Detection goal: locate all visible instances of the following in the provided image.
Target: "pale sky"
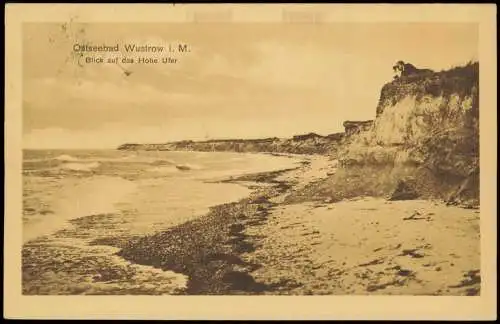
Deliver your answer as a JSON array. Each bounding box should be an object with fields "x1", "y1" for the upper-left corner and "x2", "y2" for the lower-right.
[{"x1": 23, "y1": 22, "x2": 478, "y2": 149}]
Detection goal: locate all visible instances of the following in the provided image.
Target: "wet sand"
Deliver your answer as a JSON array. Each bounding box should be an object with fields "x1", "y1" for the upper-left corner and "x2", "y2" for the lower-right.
[{"x1": 117, "y1": 154, "x2": 480, "y2": 295}]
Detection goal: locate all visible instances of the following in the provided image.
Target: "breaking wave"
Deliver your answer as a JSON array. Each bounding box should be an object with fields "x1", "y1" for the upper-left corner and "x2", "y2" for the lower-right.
[
  {"x1": 60, "y1": 162, "x2": 101, "y2": 172},
  {"x1": 54, "y1": 154, "x2": 80, "y2": 162}
]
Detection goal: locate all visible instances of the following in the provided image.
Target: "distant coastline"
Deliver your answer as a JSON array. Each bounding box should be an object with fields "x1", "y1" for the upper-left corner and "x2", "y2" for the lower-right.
[{"x1": 117, "y1": 121, "x2": 373, "y2": 155}]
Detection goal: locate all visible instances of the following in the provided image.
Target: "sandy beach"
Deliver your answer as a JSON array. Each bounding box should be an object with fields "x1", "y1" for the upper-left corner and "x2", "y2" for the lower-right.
[{"x1": 117, "y1": 154, "x2": 480, "y2": 295}]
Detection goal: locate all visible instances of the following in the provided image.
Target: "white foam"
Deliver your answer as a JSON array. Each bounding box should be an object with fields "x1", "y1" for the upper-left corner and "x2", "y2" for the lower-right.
[
  {"x1": 60, "y1": 162, "x2": 100, "y2": 172},
  {"x1": 23, "y1": 176, "x2": 137, "y2": 243},
  {"x1": 54, "y1": 154, "x2": 80, "y2": 162}
]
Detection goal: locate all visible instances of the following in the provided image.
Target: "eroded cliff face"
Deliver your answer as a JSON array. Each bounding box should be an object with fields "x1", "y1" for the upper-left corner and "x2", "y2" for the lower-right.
[{"x1": 339, "y1": 62, "x2": 479, "y2": 206}]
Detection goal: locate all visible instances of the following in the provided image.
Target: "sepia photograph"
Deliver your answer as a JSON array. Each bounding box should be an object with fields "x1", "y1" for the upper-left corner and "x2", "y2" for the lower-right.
[{"x1": 5, "y1": 3, "x2": 497, "y2": 320}]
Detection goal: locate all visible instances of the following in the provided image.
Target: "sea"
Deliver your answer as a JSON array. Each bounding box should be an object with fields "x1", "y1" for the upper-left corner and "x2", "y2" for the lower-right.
[{"x1": 22, "y1": 149, "x2": 301, "y2": 295}]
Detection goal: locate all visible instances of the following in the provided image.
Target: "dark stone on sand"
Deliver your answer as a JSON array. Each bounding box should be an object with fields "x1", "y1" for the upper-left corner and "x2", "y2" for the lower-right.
[
  {"x1": 359, "y1": 258, "x2": 385, "y2": 267},
  {"x1": 366, "y1": 279, "x2": 402, "y2": 292},
  {"x1": 233, "y1": 241, "x2": 256, "y2": 254},
  {"x1": 389, "y1": 177, "x2": 420, "y2": 201},
  {"x1": 229, "y1": 223, "x2": 245, "y2": 235},
  {"x1": 400, "y1": 249, "x2": 425, "y2": 258},
  {"x1": 396, "y1": 269, "x2": 413, "y2": 277},
  {"x1": 252, "y1": 196, "x2": 270, "y2": 204},
  {"x1": 448, "y1": 270, "x2": 481, "y2": 288}
]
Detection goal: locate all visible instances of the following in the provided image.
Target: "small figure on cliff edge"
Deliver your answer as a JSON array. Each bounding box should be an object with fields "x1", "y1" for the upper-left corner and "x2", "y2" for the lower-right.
[{"x1": 393, "y1": 60, "x2": 434, "y2": 80}]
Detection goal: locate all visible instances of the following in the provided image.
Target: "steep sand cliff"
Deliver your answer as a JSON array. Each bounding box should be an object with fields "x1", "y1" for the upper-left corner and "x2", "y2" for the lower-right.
[{"x1": 291, "y1": 62, "x2": 479, "y2": 208}]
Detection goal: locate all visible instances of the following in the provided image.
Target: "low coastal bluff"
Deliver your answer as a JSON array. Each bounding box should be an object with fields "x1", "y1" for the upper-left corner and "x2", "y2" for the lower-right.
[
  {"x1": 118, "y1": 132, "x2": 348, "y2": 155},
  {"x1": 335, "y1": 62, "x2": 479, "y2": 207}
]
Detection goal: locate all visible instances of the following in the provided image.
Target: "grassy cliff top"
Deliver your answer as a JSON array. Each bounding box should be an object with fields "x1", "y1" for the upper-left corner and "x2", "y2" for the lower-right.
[{"x1": 377, "y1": 62, "x2": 479, "y2": 116}]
